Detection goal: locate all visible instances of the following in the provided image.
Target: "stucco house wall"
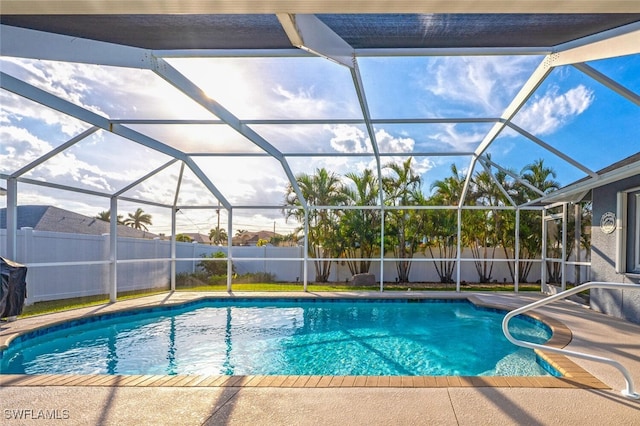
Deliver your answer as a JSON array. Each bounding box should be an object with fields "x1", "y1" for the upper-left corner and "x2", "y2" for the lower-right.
[{"x1": 590, "y1": 174, "x2": 640, "y2": 324}]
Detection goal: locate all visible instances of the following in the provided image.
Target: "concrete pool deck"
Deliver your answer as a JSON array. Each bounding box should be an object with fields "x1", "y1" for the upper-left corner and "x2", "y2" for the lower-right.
[{"x1": 1, "y1": 291, "x2": 639, "y2": 425}]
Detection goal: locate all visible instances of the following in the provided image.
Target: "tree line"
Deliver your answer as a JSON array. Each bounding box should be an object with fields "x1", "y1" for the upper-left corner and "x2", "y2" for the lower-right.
[
  {"x1": 93, "y1": 157, "x2": 590, "y2": 285},
  {"x1": 284, "y1": 157, "x2": 591, "y2": 284}
]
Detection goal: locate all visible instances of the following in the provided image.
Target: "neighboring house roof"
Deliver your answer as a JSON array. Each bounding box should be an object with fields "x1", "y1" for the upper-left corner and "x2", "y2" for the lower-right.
[
  {"x1": 181, "y1": 233, "x2": 212, "y2": 244},
  {"x1": 0, "y1": 205, "x2": 157, "y2": 239},
  {"x1": 232, "y1": 230, "x2": 279, "y2": 246}
]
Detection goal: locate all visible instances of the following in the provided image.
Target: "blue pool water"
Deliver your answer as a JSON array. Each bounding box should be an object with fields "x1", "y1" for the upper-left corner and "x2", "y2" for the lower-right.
[{"x1": 0, "y1": 299, "x2": 554, "y2": 376}]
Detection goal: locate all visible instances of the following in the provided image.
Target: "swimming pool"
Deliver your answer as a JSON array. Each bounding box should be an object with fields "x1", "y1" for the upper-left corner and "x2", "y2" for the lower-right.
[{"x1": 0, "y1": 298, "x2": 555, "y2": 377}]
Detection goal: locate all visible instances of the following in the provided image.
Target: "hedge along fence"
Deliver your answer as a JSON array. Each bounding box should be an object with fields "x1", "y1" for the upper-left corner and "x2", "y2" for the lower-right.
[{"x1": 1, "y1": 229, "x2": 588, "y2": 303}]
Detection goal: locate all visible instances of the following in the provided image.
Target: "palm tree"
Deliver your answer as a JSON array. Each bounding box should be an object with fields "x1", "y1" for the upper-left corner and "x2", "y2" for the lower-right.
[
  {"x1": 464, "y1": 166, "x2": 508, "y2": 283},
  {"x1": 485, "y1": 168, "x2": 520, "y2": 283},
  {"x1": 520, "y1": 158, "x2": 560, "y2": 197},
  {"x1": 96, "y1": 211, "x2": 110, "y2": 221},
  {"x1": 284, "y1": 231, "x2": 301, "y2": 247},
  {"x1": 422, "y1": 201, "x2": 458, "y2": 284},
  {"x1": 382, "y1": 158, "x2": 422, "y2": 283},
  {"x1": 269, "y1": 234, "x2": 286, "y2": 247},
  {"x1": 175, "y1": 234, "x2": 193, "y2": 242},
  {"x1": 95, "y1": 210, "x2": 124, "y2": 224},
  {"x1": 341, "y1": 168, "x2": 381, "y2": 275},
  {"x1": 284, "y1": 168, "x2": 347, "y2": 282},
  {"x1": 519, "y1": 159, "x2": 560, "y2": 282},
  {"x1": 209, "y1": 226, "x2": 228, "y2": 245},
  {"x1": 234, "y1": 229, "x2": 250, "y2": 245},
  {"x1": 430, "y1": 163, "x2": 465, "y2": 205},
  {"x1": 123, "y1": 208, "x2": 152, "y2": 231},
  {"x1": 426, "y1": 164, "x2": 466, "y2": 283}
]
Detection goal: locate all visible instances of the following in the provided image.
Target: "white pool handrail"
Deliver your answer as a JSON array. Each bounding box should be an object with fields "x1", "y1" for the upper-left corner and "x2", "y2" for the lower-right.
[{"x1": 502, "y1": 281, "x2": 640, "y2": 399}]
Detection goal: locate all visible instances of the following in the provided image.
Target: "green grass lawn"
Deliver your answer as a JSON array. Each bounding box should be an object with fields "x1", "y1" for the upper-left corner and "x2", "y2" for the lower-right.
[
  {"x1": 18, "y1": 289, "x2": 167, "y2": 318},
  {"x1": 17, "y1": 282, "x2": 542, "y2": 318}
]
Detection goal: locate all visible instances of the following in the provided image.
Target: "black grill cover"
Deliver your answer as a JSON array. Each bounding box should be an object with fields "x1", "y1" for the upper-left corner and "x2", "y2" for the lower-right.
[{"x1": 0, "y1": 257, "x2": 27, "y2": 318}]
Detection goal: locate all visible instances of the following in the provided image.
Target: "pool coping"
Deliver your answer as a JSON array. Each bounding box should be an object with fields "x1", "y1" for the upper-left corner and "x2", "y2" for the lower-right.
[{"x1": 0, "y1": 292, "x2": 609, "y2": 390}]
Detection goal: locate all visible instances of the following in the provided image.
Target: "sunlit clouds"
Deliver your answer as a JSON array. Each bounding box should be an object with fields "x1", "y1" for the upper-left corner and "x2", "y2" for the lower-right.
[
  {"x1": 0, "y1": 124, "x2": 113, "y2": 191},
  {"x1": 168, "y1": 57, "x2": 359, "y2": 120},
  {"x1": 272, "y1": 85, "x2": 332, "y2": 118},
  {"x1": 328, "y1": 124, "x2": 369, "y2": 153},
  {"x1": 428, "y1": 123, "x2": 487, "y2": 151},
  {"x1": 514, "y1": 85, "x2": 595, "y2": 136},
  {"x1": 1, "y1": 125, "x2": 51, "y2": 167},
  {"x1": 0, "y1": 87, "x2": 89, "y2": 137}
]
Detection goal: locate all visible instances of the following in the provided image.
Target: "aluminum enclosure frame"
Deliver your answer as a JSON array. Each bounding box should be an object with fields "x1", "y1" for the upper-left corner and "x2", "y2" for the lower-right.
[{"x1": 1, "y1": 6, "x2": 639, "y2": 297}]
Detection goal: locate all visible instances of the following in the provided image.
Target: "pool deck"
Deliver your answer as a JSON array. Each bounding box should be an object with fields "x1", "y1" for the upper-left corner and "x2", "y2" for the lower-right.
[{"x1": 1, "y1": 291, "x2": 639, "y2": 425}]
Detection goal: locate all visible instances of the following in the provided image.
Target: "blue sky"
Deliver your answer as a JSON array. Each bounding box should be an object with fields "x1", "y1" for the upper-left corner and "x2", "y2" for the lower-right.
[{"x1": 1, "y1": 52, "x2": 639, "y2": 236}]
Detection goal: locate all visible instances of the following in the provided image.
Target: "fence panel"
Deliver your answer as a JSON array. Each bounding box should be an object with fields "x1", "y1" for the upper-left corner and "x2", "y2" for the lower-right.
[{"x1": 0, "y1": 229, "x2": 575, "y2": 303}]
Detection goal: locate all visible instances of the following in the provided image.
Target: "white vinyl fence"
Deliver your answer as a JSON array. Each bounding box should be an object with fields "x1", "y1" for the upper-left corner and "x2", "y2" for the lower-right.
[{"x1": 1, "y1": 228, "x2": 587, "y2": 304}]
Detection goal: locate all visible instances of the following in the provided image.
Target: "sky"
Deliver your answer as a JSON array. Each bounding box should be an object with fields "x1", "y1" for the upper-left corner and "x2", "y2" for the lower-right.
[{"x1": 1, "y1": 48, "x2": 639, "y2": 237}]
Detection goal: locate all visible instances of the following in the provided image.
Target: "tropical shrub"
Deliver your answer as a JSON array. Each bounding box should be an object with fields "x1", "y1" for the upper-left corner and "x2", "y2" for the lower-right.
[{"x1": 198, "y1": 251, "x2": 235, "y2": 276}]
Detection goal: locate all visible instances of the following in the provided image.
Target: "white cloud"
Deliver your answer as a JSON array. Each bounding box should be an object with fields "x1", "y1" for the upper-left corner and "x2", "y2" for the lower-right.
[
  {"x1": 0, "y1": 89, "x2": 89, "y2": 137},
  {"x1": 420, "y1": 56, "x2": 539, "y2": 115},
  {"x1": 0, "y1": 125, "x2": 122, "y2": 193},
  {"x1": 2, "y1": 57, "x2": 214, "y2": 128},
  {"x1": 328, "y1": 124, "x2": 369, "y2": 153},
  {"x1": 272, "y1": 85, "x2": 331, "y2": 118},
  {"x1": 322, "y1": 125, "x2": 434, "y2": 177},
  {"x1": 429, "y1": 123, "x2": 485, "y2": 151},
  {"x1": 326, "y1": 125, "x2": 416, "y2": 155},
  {"x1": 0, "y1": 125, "x2": 52, "y2": 168},
  {"x1": 2, "y1": 59, "x2": 109, "y2": 130},
  {"x1": 376, "y1": 129, "x2": 415, "y2": 153},
  {"x1": 513, "y1": 85, "x2": 594, "y2": 135},
  {"x1": 76, "y1": 174, "x2": 113, "y2": 191}
]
